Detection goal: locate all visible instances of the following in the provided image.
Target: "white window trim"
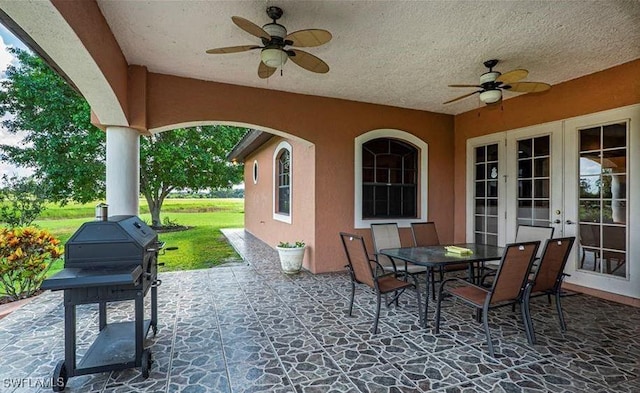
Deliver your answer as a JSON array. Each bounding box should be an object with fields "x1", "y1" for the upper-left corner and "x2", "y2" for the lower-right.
[
  {"x1": 354, "y1": 129, "x2": 428, "y2": 229},
  {"x1": 273, "y1": 141, "x2": 292, "y2": 224},
  {"x1": 252, "y1": 160, "x2": 258, "y2": 184}
]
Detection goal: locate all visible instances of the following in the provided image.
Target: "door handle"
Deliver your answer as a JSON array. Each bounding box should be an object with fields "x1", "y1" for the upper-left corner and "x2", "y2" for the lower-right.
[
  {"x1": 566, "y1": 220, "x2": 575, "y2": 225},
  {"x1": 553, "y1": 219, "x2": 561, "y2": 224}
]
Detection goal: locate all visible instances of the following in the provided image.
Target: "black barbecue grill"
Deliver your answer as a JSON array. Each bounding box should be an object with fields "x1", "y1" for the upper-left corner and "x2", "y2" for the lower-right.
[{"x1": 42, "y1": 215, "x2": 165, "y2": 392}]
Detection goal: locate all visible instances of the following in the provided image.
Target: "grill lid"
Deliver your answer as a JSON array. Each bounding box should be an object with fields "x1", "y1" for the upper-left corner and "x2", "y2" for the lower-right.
[
  {"x1": 65, "y1": 215, "x2": 158, "y2": 267},
  {"x1": 69, "y1": 215, "x2": 156, "y2": 246}
]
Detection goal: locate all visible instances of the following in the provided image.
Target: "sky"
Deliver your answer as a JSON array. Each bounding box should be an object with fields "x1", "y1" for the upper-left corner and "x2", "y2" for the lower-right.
[{"x1": 0, "y1": 23, "x2": 30, "y2": 179}]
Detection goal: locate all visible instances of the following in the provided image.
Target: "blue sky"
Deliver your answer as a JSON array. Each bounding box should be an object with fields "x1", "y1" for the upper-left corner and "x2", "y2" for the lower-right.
[{"x1": 0, "y1": 22, "x2": 30, "y2": 178}]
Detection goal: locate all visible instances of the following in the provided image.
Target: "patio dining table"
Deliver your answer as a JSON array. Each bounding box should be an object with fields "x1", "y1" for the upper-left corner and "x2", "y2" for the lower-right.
[{"x1": 380, "y1": 243, "x2": 504, "y2": 327}]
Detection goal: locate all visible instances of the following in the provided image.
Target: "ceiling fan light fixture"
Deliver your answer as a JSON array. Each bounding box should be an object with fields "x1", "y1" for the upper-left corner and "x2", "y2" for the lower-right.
[
  {"x1": 479, "y1": 89, "x2": 502, "y2": 104},
  {"x1": 263, "y1": 23, "x2": 287, "y2": 38},
  {"x1": 480, "y1": 71, "x2": 501, "y2": 84},
  {"x1": 260, "y1": 48, "x2": 288, "y2": 68}
]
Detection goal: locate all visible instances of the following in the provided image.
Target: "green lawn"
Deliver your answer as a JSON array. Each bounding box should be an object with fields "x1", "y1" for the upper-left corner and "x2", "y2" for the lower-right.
[{"x1": 35, "y1": 198, "x2": 245, "y2": 275}]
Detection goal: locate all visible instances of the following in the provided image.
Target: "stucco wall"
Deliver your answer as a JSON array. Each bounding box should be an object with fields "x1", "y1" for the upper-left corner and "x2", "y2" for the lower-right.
[
  {"x1": 452, "y1": 59, "x2": 640, "y2": 242},
  {"x1": 145, "y1": 74, "x2": 455, "y2": 272},
  {"x1": 244, "y1": 137, "x2": 317, "y2": 271}
]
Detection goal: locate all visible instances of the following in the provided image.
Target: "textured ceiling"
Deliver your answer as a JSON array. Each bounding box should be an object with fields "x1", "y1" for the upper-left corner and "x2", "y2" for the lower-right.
[{"x1": 97, "y1": 0, "x2": 640, "y2": 115}]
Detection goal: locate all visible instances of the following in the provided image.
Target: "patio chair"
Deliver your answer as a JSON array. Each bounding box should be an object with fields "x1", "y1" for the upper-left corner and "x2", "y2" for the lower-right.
[
  {"x1": 411, "y1": 222, "x2": 467, "y2": 297},
  {"x1": 340, "y1": 232, "x2": 422, "y2": 334},
  {"x1": 524, "y1": 237, "x2": 575, "y2": 342},
  {"x1": 371, "y1": 223, "x2": 429, "y2": 300},
  {"x1": 482, "y1": 224, "x2": 554, "y2": 280},
  {"x1": 435, "y1": 241, "x2": 540, "y2": 357}
]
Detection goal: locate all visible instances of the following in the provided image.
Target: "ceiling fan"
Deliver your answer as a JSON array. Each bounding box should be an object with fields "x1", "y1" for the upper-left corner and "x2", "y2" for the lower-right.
[
  {"x1": 206, "y1": 6, "x2": 332, "y2": 79},
  {"x1": 444, "y1": 59, "x2": 551, "y2": 105}
]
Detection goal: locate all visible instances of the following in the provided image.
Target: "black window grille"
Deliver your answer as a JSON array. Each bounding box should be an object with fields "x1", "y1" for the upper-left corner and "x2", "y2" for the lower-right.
[
  {"x1": 277, "y1": 149, "x2": 290, "y2": 215},
  {"x1": 362, "y1": 138, "x2": 418, "y2": 219}
]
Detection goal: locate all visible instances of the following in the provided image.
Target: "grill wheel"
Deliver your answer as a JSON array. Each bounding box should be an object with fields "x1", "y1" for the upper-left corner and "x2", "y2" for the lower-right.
[{"x1": 141, "y1": 349, "x2": 152, "y2": 378}]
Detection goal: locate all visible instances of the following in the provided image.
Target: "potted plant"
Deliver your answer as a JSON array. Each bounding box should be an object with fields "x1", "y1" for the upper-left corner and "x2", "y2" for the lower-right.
[{"x1": 276, "y1": 241, "x2": 306, "y2": 274}]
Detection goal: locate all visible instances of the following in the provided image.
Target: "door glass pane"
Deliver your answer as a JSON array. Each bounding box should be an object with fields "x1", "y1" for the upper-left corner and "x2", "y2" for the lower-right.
[
  {"x1": 516, "y1": 135, "x2": 550, "y2": 226},
  {"x1": 577, "y1": 123, "x2": 628, "y2": 277},
  {"x1": 518, "y1": 139, "x2": 532, "y2": 159},
  {"x1": 486, "y1": 144, "x2": 498, "y2": 161},
  {"x1": 579, "y1": 127, "x2": 601, "y2": 151},
  {"x1": 474, "y1": 144, "x2": 499, "y2": 245},
  {"x1": 534, "y1": 157, "x2": 549, "y2": 177},
  {"x1": 534, "y1": 136, "x2": 550, "y2": 156},
  {"x1": 603, "y1": 123, "x2": 626, "y2": 149},
  {"x1": 518, "y1": 159, "x2": 532, "y2": 178},
  {"x1": 579, "y1": 200, "x2": 601, "y2": 223},
  {"x1": 602, "y1": 149, "x2": 626, "y2": 174},
  {"x1": 534, "y1": 179, "x2": 549, "y2": 198},
  {"x1": 580, "y1": 153, "x2": 601, "y2": 175},
  {"x1": 579, "y1": 176, "x2": 600, "y2": 198},
  {"x1": 475, "y1": 163, "x2": 485, "y2": 180}
]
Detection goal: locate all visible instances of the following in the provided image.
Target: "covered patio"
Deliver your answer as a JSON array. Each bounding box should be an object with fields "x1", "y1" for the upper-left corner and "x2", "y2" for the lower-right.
[{"x1": 1, "y1": 230, "x2": 638, "y2": 393}]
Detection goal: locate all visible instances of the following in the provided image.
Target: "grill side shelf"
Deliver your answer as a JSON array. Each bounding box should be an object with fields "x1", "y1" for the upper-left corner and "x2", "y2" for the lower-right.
[{"x1": 41, "y1": 266, "x2": 143, "y2": 291}]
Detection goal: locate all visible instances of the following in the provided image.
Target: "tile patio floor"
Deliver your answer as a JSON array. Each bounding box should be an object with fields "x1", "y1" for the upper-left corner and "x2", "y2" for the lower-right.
[{"x1": 0, "y1": 228, "x2": 639, "y2": 392}]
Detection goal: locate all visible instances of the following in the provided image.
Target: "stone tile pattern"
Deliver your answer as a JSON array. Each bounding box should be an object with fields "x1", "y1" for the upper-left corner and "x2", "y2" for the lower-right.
[{"x1": 0, "y1": 228, "x2": 638, "y2": 392}]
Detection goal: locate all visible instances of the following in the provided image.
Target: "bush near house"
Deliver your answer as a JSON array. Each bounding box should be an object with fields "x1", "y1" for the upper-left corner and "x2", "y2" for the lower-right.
[{"x1": 0, "y1": 227, "x2": 63, "y2": 301}]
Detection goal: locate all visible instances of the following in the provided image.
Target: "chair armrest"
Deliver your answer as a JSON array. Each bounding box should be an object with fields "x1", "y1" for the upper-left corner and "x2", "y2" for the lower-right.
[
  {"x1": 369, "y1": 259, "x2": 388, "y2": 278},
  {"x1": 374, "y1": 253, "x2": 399, "y2": 273}
]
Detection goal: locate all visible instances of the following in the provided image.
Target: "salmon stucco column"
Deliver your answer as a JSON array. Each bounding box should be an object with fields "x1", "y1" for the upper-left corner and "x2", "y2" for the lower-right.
[{"x1": 106, "y1": 126, "x2": 140, "y2": 216}]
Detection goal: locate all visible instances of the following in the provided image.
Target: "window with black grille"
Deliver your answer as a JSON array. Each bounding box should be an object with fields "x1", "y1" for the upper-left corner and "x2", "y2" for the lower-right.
[
  {"x1": 276, "y1": 149, "x2": 290, "y2": 215},
  {"x1": 362, "y1": 138, "x2": 417, "y2": 219}
]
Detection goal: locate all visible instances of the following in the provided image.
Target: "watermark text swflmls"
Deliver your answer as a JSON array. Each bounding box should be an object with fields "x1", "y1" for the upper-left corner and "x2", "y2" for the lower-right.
[{"x1": 3, "y1": 378, "x2": 64, "y2": 389}]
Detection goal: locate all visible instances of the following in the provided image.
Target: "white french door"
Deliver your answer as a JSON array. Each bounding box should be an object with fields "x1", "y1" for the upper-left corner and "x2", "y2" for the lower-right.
[
  {"x1": 466, "y1": 105, "x2": 640, "y2": 299},
  {"x1": 562, "y1": 106, "x2": 639, "y2": 298},
  {"x1": 504, "y1": 122, "x2": 564, "y2": 241}
]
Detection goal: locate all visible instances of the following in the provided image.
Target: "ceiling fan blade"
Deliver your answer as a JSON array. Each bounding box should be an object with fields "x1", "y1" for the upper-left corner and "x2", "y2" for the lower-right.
[
  {"x1": 206, "y1": 45, "x2": 261, "y2": 54},
  {"x1": 504, "y1": 81, "x2": 551, "y2": 93},
  {"x1": 232, "y1": 16, "x2": 270, "y2": 40},
  {"x1": 449, "y1": 84, "x2": 482, "y2": 88},
  {"x1": 443, "y1": 91, "x2": 481, "y2": 104},
  {"x1": 496, "y1": 69, "x2": 528, "y2": 84},
  {"x1": 288, "y1": 49, "x2": 329, "y2": 73},
  {"x1": 258, "y1": 61, "x2": 277, "y2": 79},
  {"x1": 285, "y1": 29, "x2": 332, "y2": 47}
]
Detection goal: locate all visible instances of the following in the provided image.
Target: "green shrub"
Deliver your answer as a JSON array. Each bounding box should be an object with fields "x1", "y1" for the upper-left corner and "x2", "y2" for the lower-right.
[
  {"x1": 0, "y1": 175, "x2": 48, "y2": 226},
  {"x1": 0, "y1": 227, "x2": 63, "y2": 300}
]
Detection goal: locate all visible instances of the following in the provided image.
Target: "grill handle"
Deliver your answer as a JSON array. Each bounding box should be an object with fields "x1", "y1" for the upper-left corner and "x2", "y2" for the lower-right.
[{"x1": 146, "y1": 241, "x2": 166, "y2": 253}]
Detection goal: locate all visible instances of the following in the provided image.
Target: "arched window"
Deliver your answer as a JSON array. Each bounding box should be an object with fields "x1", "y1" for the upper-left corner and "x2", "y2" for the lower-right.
[
  {"x1": 273, "y1": 142, "x2": 292, "y2": 223},
  {"x1": 362, "y1": 138, "x2": 418, "y2": 218},
  {"x1": 355, "y1": 129, "x2": 428, "y2": 228}
]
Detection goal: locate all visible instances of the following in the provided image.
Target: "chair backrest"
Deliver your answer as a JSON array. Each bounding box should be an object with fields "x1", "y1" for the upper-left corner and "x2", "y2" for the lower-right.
[
  {"x1": 532, "y1": 237, "x2": 575, "y2": 293},
  {"x1": 370, "y1": 223, "x2": 402, "y2": 252},
  {"x1": 340, "y1": 232, "x2": 375, "y2": 288},
  {"x1": 515, "y1": 225, "x2": 554, "y2": 258},
  {"x1": 411, "y1": 222, "x2": 440, "y2": 247},
  {"x1": 489, "y1": 241, "x2": 539, "y2": 304}
]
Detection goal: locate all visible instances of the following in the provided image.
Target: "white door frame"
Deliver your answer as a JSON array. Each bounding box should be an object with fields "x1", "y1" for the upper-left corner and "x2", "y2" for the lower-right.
[{"x1": 562, "y1": 104, "x2": 639, "y2": 299}]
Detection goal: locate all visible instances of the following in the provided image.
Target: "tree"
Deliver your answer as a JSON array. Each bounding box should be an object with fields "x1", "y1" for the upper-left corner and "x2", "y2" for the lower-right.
[
  {"x1": 0, "y1": 48, "x2": 245, "y2": 226},
  {"x1": 0, "y1": 48, "x2": 105, "y2": 204},
  {"x1": 140, "y1": 126, "x2": 244, "y2": 227},
  {"x1": 0, "y1": 175, "x2": 48, "y2": 227}
]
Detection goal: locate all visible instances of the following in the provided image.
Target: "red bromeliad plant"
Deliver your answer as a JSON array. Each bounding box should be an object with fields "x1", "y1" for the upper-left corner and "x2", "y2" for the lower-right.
[{"x1": 0, "y1": 227, "x2": 63, "y2": 301}]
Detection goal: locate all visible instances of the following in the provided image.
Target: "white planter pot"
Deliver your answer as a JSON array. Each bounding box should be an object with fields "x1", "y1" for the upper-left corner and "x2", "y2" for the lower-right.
[{"x1": 276, "y1": 246, "x2": 306, "y2": 274}]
